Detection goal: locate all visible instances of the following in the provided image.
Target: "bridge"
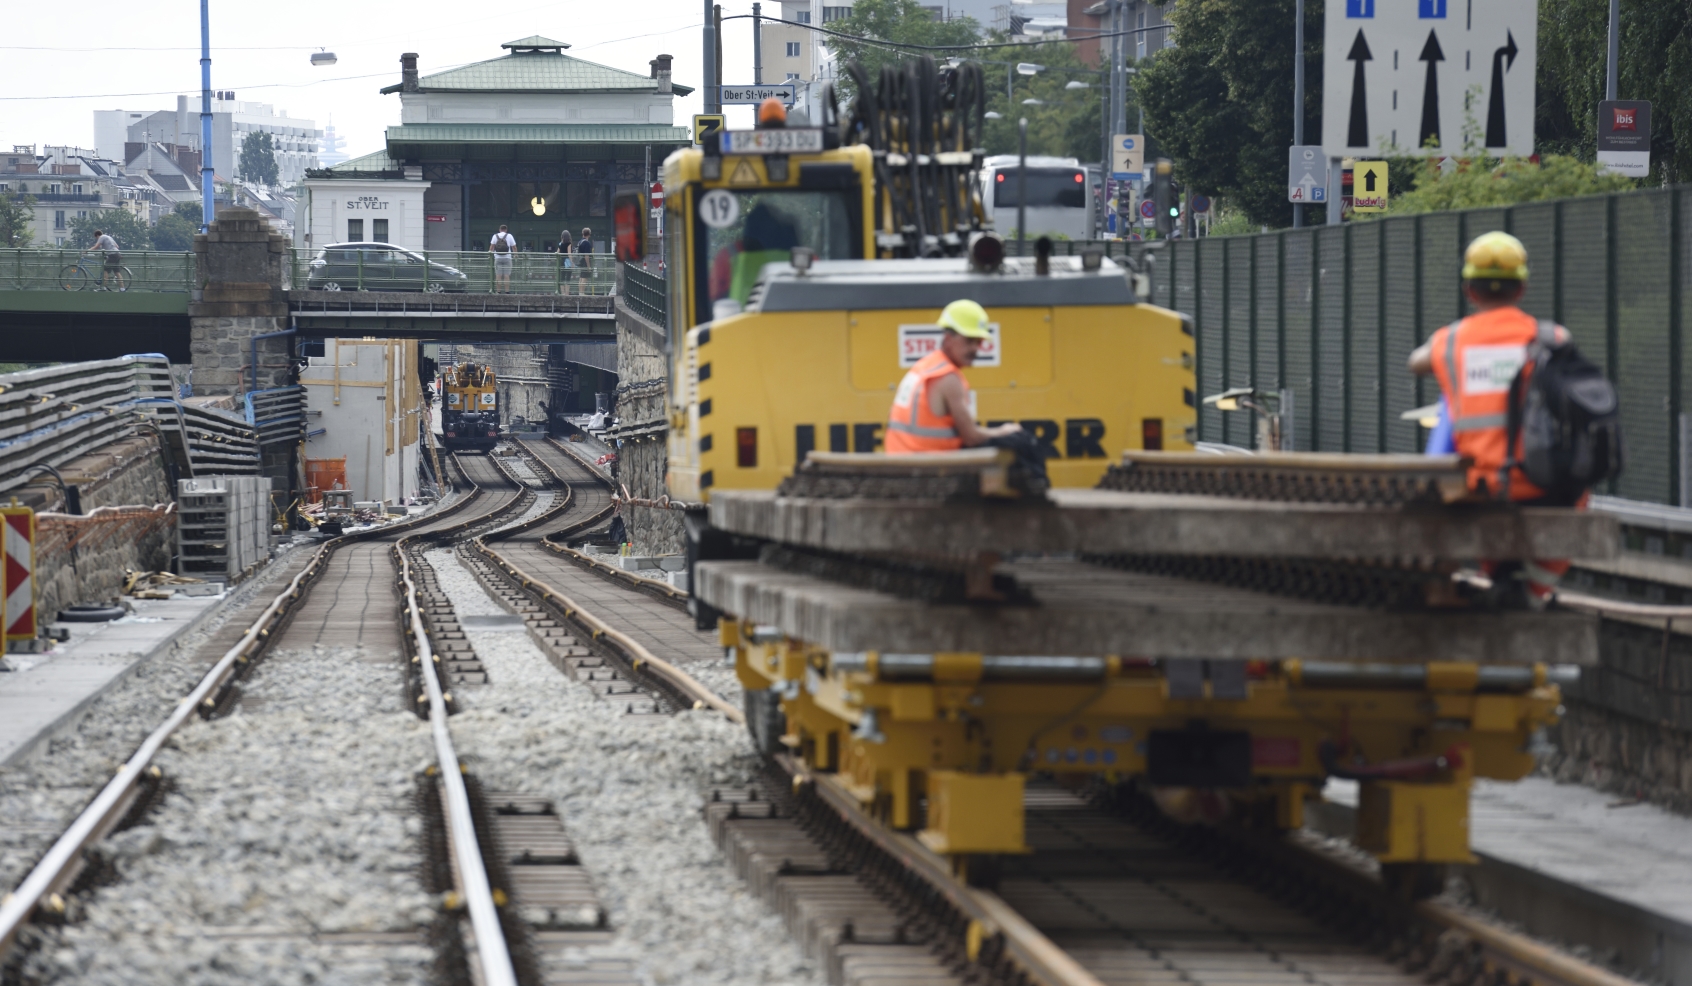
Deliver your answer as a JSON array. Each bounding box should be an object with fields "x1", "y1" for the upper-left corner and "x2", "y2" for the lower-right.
[{"x1": 0, "y1": 210, "x2": 620, "y2": 368}]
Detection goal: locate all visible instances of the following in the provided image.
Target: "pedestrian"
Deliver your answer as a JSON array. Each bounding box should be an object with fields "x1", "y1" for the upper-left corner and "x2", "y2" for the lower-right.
[
  {"x1": 557, "y1": 229, "x2": 574, "y2": 294},
  {"x1": 885, "y1": 300, "x2": 1022, "y2": 453},
  {"x1": 489, "y1": 224, "x2": 517, "y2": 293},
  {"x1": 575, "y1": 226, "x2": 594, "y2": 293},
  {"x1": 1407, "y1": 231, "x2": 1597, "y2": 607},
  {"x1": 86, "y1": 228, "x2": 124, "y2": 291}
]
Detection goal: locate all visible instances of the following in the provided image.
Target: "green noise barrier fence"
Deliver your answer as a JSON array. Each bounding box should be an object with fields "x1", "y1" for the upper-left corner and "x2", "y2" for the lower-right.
[{"x1": 1143, "y1": 186, "x2": 1691, "y2": 507}]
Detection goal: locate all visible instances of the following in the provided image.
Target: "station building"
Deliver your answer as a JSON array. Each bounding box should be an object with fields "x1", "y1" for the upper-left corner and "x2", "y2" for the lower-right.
[{"x1": 298, "y1": 37, "x2": 692, "y2": 254}]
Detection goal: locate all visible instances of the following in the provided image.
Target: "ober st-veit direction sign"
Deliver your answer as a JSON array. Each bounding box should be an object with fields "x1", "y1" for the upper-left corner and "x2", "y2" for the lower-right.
[
  {"x1": 1322, "y1": 0, "x2": 1536, "y2": 160},
  {"x1": 1287, "y1": 145, "x2": 1329, "y2": 203},
  {"x1": 721, "y1": 84, "x2": 797, "y2": 105}
]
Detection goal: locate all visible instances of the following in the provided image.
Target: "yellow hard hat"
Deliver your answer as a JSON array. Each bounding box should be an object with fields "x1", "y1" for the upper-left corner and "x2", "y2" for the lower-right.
[
  {"x1": 1462, "y1": 231, "x2": 1530, "y2": 281},
  {"x1": 937, "y1": 299, "x2": 991, "y2": 339}
]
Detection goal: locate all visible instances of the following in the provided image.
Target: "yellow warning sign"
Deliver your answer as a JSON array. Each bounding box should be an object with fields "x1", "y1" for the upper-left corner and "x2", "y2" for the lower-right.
[
  {"x1": 729, "y1": 157, "x2": 760, "y2": 185},
  {"x1": 692, "y1": 114, "x2": 725, "y2": 145},
  {"x1": 1352, "y1": 160, "x2": 1389, "y2": 212}
]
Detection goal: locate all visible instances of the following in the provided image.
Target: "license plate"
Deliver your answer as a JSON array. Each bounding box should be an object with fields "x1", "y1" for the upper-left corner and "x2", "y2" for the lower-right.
[{"x1": 720, "y1": 129, "x2": 825, "y2": 154}]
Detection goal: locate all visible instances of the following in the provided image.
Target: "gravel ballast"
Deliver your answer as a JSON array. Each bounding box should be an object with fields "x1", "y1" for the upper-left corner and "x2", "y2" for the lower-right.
[
  {"x1": 426, "y1": 548, "x2": 819, "y2": 985},
  {"x1": 22, "y1": 645, "x2": 437, "y2": 985},
  {"x1": 0, "y1": 546, "x2": 316, "y2": 893}
]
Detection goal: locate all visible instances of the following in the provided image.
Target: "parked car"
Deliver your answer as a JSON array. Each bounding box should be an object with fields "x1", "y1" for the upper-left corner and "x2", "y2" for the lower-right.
[{"x1": 306, "y1": 242, "x2": 469, "y2": 292}]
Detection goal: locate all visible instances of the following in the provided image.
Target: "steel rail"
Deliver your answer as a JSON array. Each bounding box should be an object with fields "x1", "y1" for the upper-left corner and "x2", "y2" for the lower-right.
[
  {"x1": 394, "y1": 513, "x2": 517, "y2": 986},
  {"x1": 0, "y1": 484, "x2": 487, "y2": 959},
  {"x1": 469, "y1": 440, "x2": 742, "y2": 723}
]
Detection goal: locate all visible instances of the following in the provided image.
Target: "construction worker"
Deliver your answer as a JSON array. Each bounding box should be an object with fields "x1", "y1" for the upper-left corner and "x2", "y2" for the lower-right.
[
  {"x1": 1407, "y1": 230, "x2": 1576, "y2": 605},
  {"x1": 886, "y1": 300, "x2": 1022, "y2": 453}
]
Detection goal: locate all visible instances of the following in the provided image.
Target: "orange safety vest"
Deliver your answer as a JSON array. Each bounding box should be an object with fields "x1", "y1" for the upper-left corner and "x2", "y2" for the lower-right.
[
  {"x1": 1428, "y1": 306, "x2": 1563, "y2": 500},
  {"x1": 886, "y1": 350, "x2": 967, "y2": 454}
]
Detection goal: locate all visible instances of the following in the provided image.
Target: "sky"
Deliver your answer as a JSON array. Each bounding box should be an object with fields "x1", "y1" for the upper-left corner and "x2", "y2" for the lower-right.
[{"x1": 0, "y1": 0, "x2": 763, "y2": 162}]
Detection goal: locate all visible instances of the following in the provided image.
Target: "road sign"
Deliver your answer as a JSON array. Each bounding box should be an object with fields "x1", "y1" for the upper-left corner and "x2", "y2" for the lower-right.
[
  {"x1": 1322, "y1": 0, "x2": 1535, "y2": 159},
  {"x1": 1139, "y1": 199, "x2": 1157, "y2": 220},
  {"x1": 1598, "y1": 100, "x2": 1651, "y2": 177},
  {"x1": 1352, "y1": 160, "x2": 1389, "y2": 211},
  {"x1": 1287, "y1": 145, "x2": 1329, "y2": 202},
  {"x1": 721, "y1": 83, "x2": 797, "y2": 105},
  {"x1": 2, "y1": 506, "x2": 34, "y2": 642},
  {"x1": 1110, "y1": 134, "x2": 1144, "y2": 179},
  {"x1": 692, "y1": 114, "x2": 726, "y2": 145},
  {"x1": 1191, "y1": 194, "x2": 1211, "y2": 214}
]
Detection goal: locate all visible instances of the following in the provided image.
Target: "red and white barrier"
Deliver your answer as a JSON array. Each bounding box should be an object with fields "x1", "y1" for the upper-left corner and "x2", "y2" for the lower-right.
[{"x1": 3, "y1": 506, "x2": 35, "y2": 642}]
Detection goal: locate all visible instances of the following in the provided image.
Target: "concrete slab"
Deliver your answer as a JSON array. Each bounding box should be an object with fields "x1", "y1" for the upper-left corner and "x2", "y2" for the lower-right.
[
  {"x1": 707, "y1": 489, "x2": 1619, "y2": 561},
  {"x1": 693, "y1": 557, "x2": 1597, "y2": 664},
  {"x1": 0, "y1": 592, "x2": 226, "y2": 767},
  {"x1": 1319, "y1": 776, "x2": 1692, "y2": 983}
]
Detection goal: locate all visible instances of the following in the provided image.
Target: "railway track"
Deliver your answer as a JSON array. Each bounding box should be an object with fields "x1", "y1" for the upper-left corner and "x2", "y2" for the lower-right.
[{"x1": 0, "y1": 438, "x2": 1650, "y2": 986}]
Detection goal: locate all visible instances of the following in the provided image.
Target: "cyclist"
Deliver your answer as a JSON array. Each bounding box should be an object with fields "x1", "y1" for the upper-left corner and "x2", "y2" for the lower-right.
[{"x1": 86, "y1": 229, "x2": 124, "y2": 291}]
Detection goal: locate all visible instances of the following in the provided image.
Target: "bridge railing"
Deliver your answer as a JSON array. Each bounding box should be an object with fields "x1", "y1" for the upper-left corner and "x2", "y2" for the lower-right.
[
  {"x1": 622, "y1": 262, "x2": 666, "y2": 327},
  {"x1": 289, "y1": 247, "x2": 619, "y2": 296},
  {"x1": 0, "y1": 249, "x2": 195, "y2": 293}
]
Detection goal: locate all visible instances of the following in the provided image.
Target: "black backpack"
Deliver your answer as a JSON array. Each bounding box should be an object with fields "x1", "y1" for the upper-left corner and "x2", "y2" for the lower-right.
[{"x1": 1501, "y1": 320, "x2": 1623, "y2": 502}]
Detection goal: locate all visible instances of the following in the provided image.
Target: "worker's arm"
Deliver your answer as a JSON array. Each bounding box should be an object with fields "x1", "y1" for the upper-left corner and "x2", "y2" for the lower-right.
[
  {"x1": 1407, "y1": 340, "x2": 1434, "y2": 376},
  {"x1": 931, "y1": 373, "x2": 1021, "y2": 447}
]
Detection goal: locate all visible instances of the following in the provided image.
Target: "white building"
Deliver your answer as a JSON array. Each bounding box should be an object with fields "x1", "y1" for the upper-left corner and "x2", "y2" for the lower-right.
[
  {"x1": 112, "y1": 95, "x2": 320, "y2": 186},
  {"x1": 0, "y1": 146, "x2": 137, "y2": 247},
  {"x1": 297, "y1": 153, "x2": 432, "y2": 251}
]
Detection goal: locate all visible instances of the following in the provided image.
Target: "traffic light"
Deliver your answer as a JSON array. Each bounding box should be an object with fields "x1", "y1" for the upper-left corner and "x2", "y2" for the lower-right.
[{"x1": 1152, "y1": 158, "x2": 1175, "y2": 236}]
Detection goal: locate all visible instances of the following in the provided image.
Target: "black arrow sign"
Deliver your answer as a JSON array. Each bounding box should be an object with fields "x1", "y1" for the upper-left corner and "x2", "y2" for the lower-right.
[
  {"x1": 1418, "y1": 30, "x2": 1444, "y2": 149},
  {"x1": 1485, "y1": 30, "x2": 1518, "y2": 148},
  {"x1": 1347, "y1": 30, "x2": 1373, "y2": 147},
  {"x1": 1364, "y1": 167, "x2": 1378, "y2": 192}
]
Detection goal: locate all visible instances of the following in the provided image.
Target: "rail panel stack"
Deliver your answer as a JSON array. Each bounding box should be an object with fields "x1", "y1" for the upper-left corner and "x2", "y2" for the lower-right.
[{"x1": 176, "y1": 476, "x2": 271, "y2": 583}]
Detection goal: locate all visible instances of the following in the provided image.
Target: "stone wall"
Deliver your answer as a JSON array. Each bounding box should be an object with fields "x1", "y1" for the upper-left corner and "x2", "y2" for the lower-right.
[
  {"x1": 32, "y1": 435, "x2": 176, "y2": 620},
  {"x1": 1549, "y1": 702, "x2": 1692, "y2": 814},
  {"x1": 189, "y1": 207, "x2": 292, "y2": 397},
  {"x1": 613, "y1": 301, "x2": 683, "y2": 556}
]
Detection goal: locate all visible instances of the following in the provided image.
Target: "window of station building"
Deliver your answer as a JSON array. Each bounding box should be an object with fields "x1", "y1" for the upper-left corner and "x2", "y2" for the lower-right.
[
  {"x1": 566, "y1": 181, "x2": 608, "y2": 218},
  {"x1": 347, "y1": 217, "x2": 363, "y2": 241},
  {"x1": 786, "y1": 41, "x2": 801, "y2": 57},
  {"x1": 372, "y1": 218, "x2": 389, "y2": 242}
]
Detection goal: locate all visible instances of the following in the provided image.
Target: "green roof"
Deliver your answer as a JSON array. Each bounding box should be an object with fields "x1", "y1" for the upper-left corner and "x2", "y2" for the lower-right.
[
  {"x1": 385, "y1": 123, "x2": 690, "y2": 147},
  {"x1": 502, "y1": 35, "x2": 569, "y2": 49},
  {"x1": 330, "y1": 149, "x2": 398, "y2": 172},
  {"x1": 379, "y1": 47, "x2": 693, "y2": 96}
]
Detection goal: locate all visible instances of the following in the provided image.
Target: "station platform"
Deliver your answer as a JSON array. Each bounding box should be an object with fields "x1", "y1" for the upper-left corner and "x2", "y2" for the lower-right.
[
  {"x1": 1319, "y1": 776, "x2": 1692, "y2": 982},
  {"x1": 0, "y1": 592, "x2": 227, "y2": 767}
]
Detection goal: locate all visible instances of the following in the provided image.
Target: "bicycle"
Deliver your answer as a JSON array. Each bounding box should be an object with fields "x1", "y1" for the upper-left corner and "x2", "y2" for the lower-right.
[{"x1": 60, "y1": 253, "x2": 133, "y2": 291}]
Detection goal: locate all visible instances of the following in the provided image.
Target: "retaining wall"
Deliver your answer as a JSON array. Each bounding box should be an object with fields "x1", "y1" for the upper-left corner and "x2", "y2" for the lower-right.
[{"x1": 613, "y1": 301, "x2": 683, "y2": 556}]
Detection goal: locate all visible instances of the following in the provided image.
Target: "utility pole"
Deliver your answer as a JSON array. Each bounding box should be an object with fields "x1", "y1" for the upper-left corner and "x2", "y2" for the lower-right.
[
  {"x1": 198, "y1": 0, "x2": 215, "y2": 228},
  {"x1": 1292, "y1": 0, "x2": 1305, "y2": 228},
  {"x1": 1018, "y1": 118, "x2": 1029, "y2": 255},
  {"x1": 1605, "y1": 0, "x2": 1620, "y2": 100},
  {"x1": 753, "y1": 2, "x2": 763, "y2": 85},
  {"x1": 703, "y1": 0, "x2": 719, "y2": 114},
  {"x1": 715, "y1": 6, "x2": 724, "y2": 111}
]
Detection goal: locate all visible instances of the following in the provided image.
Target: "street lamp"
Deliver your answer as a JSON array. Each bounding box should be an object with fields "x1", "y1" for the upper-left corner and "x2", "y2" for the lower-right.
[
  {"x1": 1022, "y1": 98, "x2": 1045, "y2": 105},
  {"x1": 984, "y1": 111, "x2": 1003, "y2": 119},
  {"x1": 310, "y1": 49, "x2": 337, "y2": 66},
  {"x1": 1065, "y1": 80, "x2": 1091, "y2": 90},
  {"x1": 1016, "y1": 62, "x2": 1045, "y2": 75}
]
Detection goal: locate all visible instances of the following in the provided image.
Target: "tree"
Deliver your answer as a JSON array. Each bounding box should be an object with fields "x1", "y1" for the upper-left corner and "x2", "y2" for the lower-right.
[
  {"x1": 823, "y1": 0, "x2": 984, "y2": 101},
  {"x1": 67, "y1": 207, "x2": 153, "y2": 251},
  {"x1": 1137, "y1": 0, "x2": 1323, "y2": 228},
  {"x1": 1537, "y1": 0, "x2": 1692, "y2": 183},
  {"x1": 0, "y1": 192, "x2": 34, "y2": 247},
  {"x1": 238, "y1": 131, "x2": 279, "y2": 186},
  {"x1": 151, "y1": 201, "x2": 203, "y2": 251},
  {"x1": 1379, "y1": 154, "x2": 1634, "y2": 215},
  {"x1": 980, "y1": 42, "x2": 1110, "y2": 161}
]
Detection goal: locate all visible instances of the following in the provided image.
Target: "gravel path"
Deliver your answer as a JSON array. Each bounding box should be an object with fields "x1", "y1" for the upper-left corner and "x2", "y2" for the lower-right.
[
  {"x1": 22, "y1": 646, "x2": 436, "y2": 985},
  {"x1": 425, "y1": 548, "x2": 819, "y2": 986}
]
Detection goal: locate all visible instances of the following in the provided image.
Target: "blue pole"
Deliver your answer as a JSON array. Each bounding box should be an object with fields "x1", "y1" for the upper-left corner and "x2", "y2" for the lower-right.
[{"x1": 199, "y1": 0, "x2": 215, "y2": 229}]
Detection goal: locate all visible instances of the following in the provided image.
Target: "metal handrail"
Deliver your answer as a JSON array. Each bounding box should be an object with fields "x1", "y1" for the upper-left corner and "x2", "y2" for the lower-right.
[
  {"x1": 289, "y1": 247, "x2": 620, "y2": 296},
  {"x1": 622, "y1": 262, "x2": 667, "y2": 325},
  {"x1": 0, "y1": 249, "x2": 194, "y2": 293}
]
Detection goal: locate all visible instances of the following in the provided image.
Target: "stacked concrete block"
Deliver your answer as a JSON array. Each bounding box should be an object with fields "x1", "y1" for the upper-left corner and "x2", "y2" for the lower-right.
[{"x1": 176, "y1": 476, "x2": 272, "y2": 583}]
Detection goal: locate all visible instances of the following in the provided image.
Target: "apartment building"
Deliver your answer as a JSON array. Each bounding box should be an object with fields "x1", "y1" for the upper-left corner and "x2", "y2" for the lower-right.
[{"x1": 111, "y1": 94, "x2": 320, "y2": 187}]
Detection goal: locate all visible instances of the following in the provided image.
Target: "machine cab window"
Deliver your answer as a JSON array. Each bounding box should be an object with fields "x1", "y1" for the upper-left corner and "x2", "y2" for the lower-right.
[{"x1": 692, "y1": 190, "x2": 855, "y2": 322}]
